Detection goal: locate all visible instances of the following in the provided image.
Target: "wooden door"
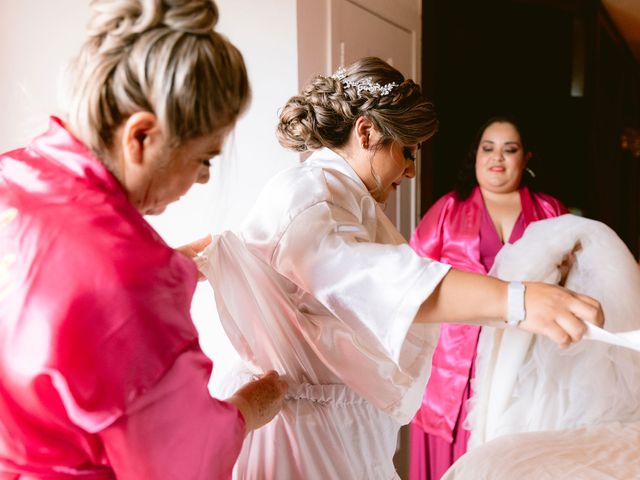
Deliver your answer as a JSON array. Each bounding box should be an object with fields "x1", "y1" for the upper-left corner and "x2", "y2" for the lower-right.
[
  {"x1": 330, "y1": 0, "x2": 416, "y2": 238},
  {"x1": 298, "y1": 0, "x2": 422, "y2": 239}
]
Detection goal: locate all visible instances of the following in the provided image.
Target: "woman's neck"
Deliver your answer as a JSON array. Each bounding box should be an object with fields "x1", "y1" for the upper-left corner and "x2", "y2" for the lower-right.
[
  {"x1": 479, "y1": 187, "x2": 521, "y2": 206},
  {"x1": 334, "y1": 144, "x2": 372, "y2": 191}
]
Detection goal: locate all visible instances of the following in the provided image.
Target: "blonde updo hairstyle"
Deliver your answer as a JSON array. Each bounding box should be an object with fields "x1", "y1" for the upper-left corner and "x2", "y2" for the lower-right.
[
  {"x1": 277, "y1": 57, "x2": 438, "y2": 153},
  {"x1": 63, "y1": 0, "x2": 250, "y2": 165}
]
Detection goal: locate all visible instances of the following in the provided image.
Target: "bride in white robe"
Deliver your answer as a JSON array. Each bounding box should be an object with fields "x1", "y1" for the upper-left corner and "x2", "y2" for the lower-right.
[
  {"x1": 199, "y1": 58, "x2": 604, "y2": 479},
  {"x1": 204, "y1": 147, "x2": 446, "y2": 479}
]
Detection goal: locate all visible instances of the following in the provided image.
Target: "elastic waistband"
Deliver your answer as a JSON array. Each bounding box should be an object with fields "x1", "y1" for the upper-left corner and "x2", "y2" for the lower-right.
[
  {"x1": 285, "y1": 383, "x2": 368, "y2": 405},
  {"x1": 230, "y1": 366, "x2": 369, "y2": 406}
]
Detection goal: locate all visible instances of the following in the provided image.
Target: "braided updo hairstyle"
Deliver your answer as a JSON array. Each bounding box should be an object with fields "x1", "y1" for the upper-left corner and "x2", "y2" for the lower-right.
[
  {"x1": 277, "y1": 57, "x2": 438, "y2": 153},
  {"x1": 63, "y1": 0, "x2": 250, "y2": 164}
]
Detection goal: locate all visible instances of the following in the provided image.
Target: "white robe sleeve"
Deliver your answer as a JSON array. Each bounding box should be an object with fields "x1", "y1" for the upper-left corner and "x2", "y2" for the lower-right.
[
  {"x1": 272, "y1": 202, "x2": 448, "y2": 361},
  {"x1": 269, "y1": 202, "x2": 450, "y2": 421},
  {"x1": 204, "y1": 196, "x2": 449, "y2": 424}
]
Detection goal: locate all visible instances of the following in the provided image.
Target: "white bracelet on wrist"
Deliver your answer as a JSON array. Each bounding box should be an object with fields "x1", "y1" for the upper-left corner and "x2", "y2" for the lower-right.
[{"x1": 507, "y1": 281, "x2": 526, "y2": 326}]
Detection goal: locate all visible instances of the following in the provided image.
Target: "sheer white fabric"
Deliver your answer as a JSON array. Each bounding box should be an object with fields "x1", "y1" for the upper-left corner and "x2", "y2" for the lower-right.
[
  {"x1": 466, "y1": 214, "x2": 640, "y2": 448},
  {"x1": 202, "y1": 148, "x2": 449, "y2": 479},
  {"x1": 583, "y1": 322, "x2": 640, "y2": 352}
]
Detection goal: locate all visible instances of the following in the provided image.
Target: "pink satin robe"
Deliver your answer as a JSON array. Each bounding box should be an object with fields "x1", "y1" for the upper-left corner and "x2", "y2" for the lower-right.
[
  {"x1": 410, "y1": 186, "x2": 567, "y2": 443},
  {"x1": 0, "y1": 118, "x2": 244, "y2": 479}
]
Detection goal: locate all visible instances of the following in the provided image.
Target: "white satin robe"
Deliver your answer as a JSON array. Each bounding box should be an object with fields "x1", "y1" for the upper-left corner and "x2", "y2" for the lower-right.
[{"x1": 203, "y1": 148, "x2": 449, "y2": 479}]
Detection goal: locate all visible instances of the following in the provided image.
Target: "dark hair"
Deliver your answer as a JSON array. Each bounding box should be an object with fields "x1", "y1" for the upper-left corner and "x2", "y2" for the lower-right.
[
  {"x1": 276, "y1": 56, "x2": 438, "y2": 152},
  {"x1": 454, "y1": 115, "x2": 534, "y2": 199}
]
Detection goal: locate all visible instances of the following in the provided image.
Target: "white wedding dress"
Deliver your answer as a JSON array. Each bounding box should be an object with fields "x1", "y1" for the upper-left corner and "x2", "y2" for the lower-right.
[
  {"x1": 202, "y1": 148, "x2": 448, "y2": 479},
  {"x1": 455, "y1": 214, "x2": 640, "y2": 479}
]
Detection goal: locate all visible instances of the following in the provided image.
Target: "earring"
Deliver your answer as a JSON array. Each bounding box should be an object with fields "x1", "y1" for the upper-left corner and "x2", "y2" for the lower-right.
[{"x1": 526, "y1": 167, "x2": 536, "y2": 178}]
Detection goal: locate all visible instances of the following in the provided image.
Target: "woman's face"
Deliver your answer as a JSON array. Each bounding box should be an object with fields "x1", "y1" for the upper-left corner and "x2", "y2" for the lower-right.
[
  {"x1": 368, "y1": 141, "x2": 418, "y2": 202},
  {"x1": 137, "y1": 128, "x2": 230, "y2": 215},
  {"x1": 475, "y1": 121, "x2": 529, "y2": 194}
]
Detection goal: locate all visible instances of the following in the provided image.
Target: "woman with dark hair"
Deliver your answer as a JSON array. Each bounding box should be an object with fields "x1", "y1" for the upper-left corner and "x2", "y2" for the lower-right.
[
  {"x1": 454, "y1": 115, "x2": 537, "y2": 200},
  {"x1": 409, "y1": 116, "x2": 568, "y2": 480}
]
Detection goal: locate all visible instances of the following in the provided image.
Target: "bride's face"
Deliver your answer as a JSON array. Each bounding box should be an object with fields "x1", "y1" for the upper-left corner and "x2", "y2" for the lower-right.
[
  {"x1": 475, "y1": 121, "x2": 529, "y2": 194},
  {"x1": 368, "y1": 141, "x2": 418, "y2": 202}
]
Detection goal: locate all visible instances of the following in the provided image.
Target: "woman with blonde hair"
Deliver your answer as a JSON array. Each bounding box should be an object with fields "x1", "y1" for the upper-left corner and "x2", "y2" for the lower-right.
[
  {"x1": 0, "y1": 1, "x2": 286, "y2": 478},
  {"x1": 203, "y1": 57, "x2": 603, "y2": 479}
]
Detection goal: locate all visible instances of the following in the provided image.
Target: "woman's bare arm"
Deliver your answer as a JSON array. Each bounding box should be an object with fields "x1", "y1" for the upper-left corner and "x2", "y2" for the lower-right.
[{"x1": 416, "y1": 269, "x2": 604, "y2": 348}]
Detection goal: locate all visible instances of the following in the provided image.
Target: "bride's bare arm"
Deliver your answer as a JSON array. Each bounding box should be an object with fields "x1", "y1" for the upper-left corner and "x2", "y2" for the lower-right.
[{"x1": 415, "y1": 269, "x2": 604, "y2": 348}]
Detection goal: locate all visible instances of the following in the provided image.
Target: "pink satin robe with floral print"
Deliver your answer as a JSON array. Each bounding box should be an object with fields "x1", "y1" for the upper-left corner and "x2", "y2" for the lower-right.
[
  {"x1": 0, "y1": 118, "x2": 244, "y2": 479},
  {"x1": 410, "y1": 186, "x2": 567, "y2": 442}
]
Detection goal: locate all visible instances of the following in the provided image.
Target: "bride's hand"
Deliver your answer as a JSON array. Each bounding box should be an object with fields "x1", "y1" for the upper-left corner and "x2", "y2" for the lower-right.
[
  {"x1": 518, "y1": 282, "x2": 603, "y2": 348},
  {"x1": 176, "y1": 234, "x2": 212, "y2": 280}
]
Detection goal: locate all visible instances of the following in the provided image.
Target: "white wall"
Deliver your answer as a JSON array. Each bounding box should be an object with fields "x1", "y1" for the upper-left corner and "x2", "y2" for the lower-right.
[
  {"x1": 148, "y1": 0, "x2": 301, "y2": 385},
  {"x1": 0, "y1": 0, "x2": 300, "y2": 387},
  {"x1": 0, "y1": 1, "x2": 90, "y2": 150}
]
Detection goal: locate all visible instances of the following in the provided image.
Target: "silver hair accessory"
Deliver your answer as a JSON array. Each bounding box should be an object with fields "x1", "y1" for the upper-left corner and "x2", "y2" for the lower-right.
[{"x1": 331, "y1": 67, "x2": 398, "y2": 97}]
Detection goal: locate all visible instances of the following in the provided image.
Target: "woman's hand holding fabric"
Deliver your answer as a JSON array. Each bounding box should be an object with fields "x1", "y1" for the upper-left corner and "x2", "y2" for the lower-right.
[
  {"x1": 226, "y1": 371, "x2": 288, "y2": 434},
  {"x1": 416, "y1": 269, "x2": 604, "y2": 349},
  {"x1": 519, "y1": 282, "x2": 604, "y2": 348},
  {"x1": 176, "y1": 234, "x2": 212, "y2": 280}
]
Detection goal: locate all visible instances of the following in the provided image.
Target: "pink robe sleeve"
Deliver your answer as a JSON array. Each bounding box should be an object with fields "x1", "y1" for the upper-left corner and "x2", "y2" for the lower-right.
[{"x1": 99, "y1": 349, "x2": 245, "y2": 480}]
